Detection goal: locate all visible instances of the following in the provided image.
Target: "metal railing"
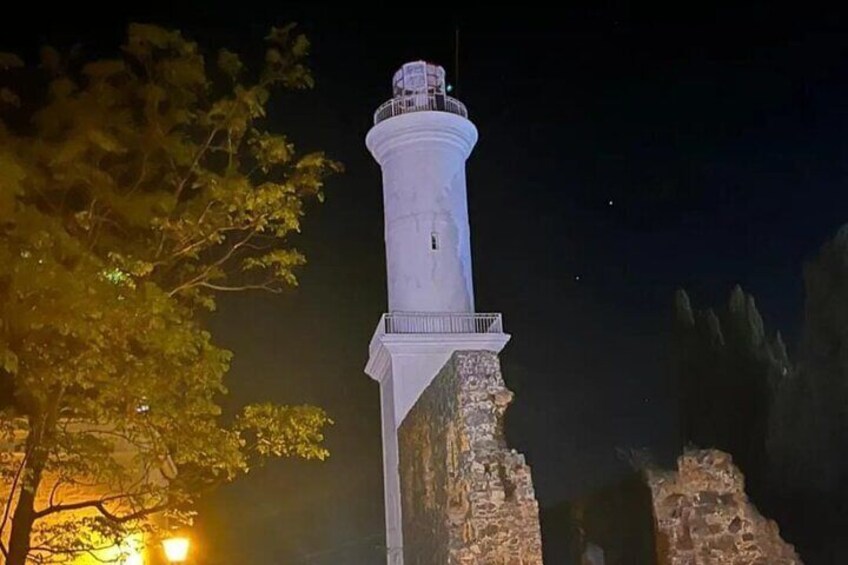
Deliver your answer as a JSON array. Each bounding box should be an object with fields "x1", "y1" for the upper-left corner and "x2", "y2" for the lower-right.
[
  {"x1": 383, "y1": 312, "x2": 503, "y2": 334},
  {"x1": 373, "y1": 94, "x2": 468, "y2": 124}
]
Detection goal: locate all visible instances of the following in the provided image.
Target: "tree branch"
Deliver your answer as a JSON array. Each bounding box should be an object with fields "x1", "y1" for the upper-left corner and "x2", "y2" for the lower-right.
[
  {"x1": 0, "y1": 448, "x2": 29, "y2": 544},
  {"x1": 47, "y1": 477, "x2": 64, "y2": 510},
  {"x1": 197, "y1": 281, "x2": 281, "y2": 293},
  {"x1": 34, "y1": 492, "x2": 167, "y2": 524},
  {"x1": 127, "y1": 152, "x2": 149, "y2": 196},
  {"x1": 30, "y1": 540, "x2": 126, "y2": 561},
  {"x1": 174, "y1": 127, "x2": 220, "y2": 203},
  {"x1": 166, "y1": 226, "x2": 259, "y2": 297}
]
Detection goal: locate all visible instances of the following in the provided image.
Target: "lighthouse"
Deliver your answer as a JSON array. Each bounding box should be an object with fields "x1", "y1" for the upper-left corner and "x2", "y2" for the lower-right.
[{"x1": 365, "y1": 61, "x2": 510, "y2": 563}]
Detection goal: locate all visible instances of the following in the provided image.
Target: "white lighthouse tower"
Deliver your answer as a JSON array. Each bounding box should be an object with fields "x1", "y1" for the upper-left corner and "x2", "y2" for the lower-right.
[{"x1": 365, "y1": 61, "x2": 510, "y2": 563}]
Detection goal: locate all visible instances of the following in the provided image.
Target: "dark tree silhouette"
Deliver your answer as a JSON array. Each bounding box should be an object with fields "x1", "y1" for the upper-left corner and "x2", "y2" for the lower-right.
[
  {"x1": 674, "y1": 225, "x2": 848, "y2": 561},
  {"x1": 769, "y1": 225, "x2": 848, "y2": 493},
  {"x1": 673, "y1": 286, "x2": 788, "y2": 490}
]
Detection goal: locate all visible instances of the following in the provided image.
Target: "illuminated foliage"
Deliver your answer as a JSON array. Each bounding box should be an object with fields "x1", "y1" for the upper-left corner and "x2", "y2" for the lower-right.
[{"x1": 0, "y1": 23, "x2": 337, "y2": 564}]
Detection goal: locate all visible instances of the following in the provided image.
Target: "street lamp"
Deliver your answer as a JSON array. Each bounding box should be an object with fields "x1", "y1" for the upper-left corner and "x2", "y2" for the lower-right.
[{"x1": 162, "y1": 536, "x2": 190, "y2": 563}]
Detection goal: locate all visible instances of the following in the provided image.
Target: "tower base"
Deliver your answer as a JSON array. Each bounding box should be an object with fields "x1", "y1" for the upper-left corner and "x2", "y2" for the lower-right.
[
  {"x1": 365, "y1": 314, "x2": 515, "y2": 563},
  {"x1": 398, "y1": 351, "x2": 544, "y2": 564}
]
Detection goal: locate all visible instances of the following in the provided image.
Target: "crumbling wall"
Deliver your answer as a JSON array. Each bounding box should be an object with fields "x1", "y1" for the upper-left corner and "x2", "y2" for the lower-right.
[
  {"x1": 398, "y1": 350, "x2": 543, "y2": 564},
  {"x1": 647, "y1": 449, "x2": 801, "y2": 565}
]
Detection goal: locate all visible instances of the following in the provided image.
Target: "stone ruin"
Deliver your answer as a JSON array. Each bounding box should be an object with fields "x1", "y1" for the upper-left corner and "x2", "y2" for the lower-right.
[
  {"x1": 646, "y1": 449, "x2": 801, "y2": 565},
  {"x1": 398, "y1": 351, "x2": 544, "y2": 564}
]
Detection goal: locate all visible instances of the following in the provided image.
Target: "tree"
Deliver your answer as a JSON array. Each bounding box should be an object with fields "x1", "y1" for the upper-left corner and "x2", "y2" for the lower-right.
[
  {"x1": 769, "y1": 225, "x2": 848, "y2": 492},
  {"x1": 672, "y1": 286, "x2": 789, "y2": 488},
  {"x1": 672, "y1": 229, "x2": 848, "y2": 559},
  {"x1": 0, "y1": 23, "x2": 339, "y2": 564}
]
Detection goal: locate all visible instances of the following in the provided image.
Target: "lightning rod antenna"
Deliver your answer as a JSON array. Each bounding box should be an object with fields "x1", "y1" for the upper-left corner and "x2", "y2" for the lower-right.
[{"x1": 454, "y1": 25, "x2": 460, "y2": 95}]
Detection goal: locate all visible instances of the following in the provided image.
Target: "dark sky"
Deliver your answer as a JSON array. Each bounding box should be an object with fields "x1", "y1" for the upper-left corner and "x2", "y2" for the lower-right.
[{"x1": 5, "y1": 3, "x2": 848, "y2": 563}]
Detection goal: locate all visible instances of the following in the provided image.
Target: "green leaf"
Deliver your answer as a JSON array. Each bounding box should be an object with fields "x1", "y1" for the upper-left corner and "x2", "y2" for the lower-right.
[
  {"x1": 82, "y1": 59, "x2": 126, "y2": 78},
  {"x1": 0, "y1": 87, "x2": 20, "y2": 107},
  {"x1": 265, "y1": 23, "x2": 298, "y2": 46},
  {"x1": 39, "y1": 45, "x2": 61, "y2": 74},
  {"x1": 291, "y1": 34, "x2": 310, "y2": 58},
  {"x1": 217, "y1": 48, "x2": 243, "y2": 79},
  {"x1": 1, "y1": 348, "x2": 18, "y2": 374},
  {"x1": 0, "y1": 52, "x2": 23, "y2": 70},
  {"x1": 0, "y1": 23, "x2": 340, "y2": 558},
  {"x1": 127, "y1": 23, "x2": 184, "y2": 51}
]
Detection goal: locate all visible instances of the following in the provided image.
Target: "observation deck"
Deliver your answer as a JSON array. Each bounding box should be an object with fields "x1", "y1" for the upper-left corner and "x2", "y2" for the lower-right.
[{"x1": 372, "y1": 60, "x2": 468, "y2": 125}]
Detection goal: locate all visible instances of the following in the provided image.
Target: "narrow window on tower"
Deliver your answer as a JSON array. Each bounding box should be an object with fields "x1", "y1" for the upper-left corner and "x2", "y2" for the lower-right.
[{"x1": 430, "y1": 232, "x2": 440, "y2": 251}]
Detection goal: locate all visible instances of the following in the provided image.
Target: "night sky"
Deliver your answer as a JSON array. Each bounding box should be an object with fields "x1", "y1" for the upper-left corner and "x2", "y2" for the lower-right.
[{"x1": 5, "y1": 3, "x2": 848, "y2": 563}]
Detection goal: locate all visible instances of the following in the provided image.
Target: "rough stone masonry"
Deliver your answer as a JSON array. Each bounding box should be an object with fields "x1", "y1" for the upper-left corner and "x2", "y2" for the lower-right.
[
  {"x1": 647, "y1": 449, "x2": 801, "y2": 565},
  {"x1": 398, "y1": 350, "x2": 544, "y2": 564}
]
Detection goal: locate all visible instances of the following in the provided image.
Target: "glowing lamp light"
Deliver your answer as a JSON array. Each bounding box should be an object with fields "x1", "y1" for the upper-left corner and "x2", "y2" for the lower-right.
[{"x1": 162, "y1": 537, "x2": 190, "y2": 563}]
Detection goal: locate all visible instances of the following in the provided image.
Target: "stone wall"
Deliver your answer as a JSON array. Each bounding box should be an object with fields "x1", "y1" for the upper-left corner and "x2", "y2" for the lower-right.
[
  {"x1": 398, "y1": 350, "x2": 543, "y2": 564},
  {"x1": 647, "y1": 449, "x2": 801, "y2": 565}
]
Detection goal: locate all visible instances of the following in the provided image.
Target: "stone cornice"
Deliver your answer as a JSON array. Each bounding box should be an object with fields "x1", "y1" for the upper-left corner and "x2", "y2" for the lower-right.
[{"x1": 365, "y1": 111, "x2": 478, "y2": 164}]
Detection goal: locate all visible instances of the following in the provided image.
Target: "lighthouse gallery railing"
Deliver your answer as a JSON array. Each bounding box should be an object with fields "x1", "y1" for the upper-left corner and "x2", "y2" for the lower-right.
[
  {"x1": 373, "y1": 94, "x2": 468, "y2": 125},
  {"x1": 382, "y1": 312, "x2": 503, "y2": 335}
]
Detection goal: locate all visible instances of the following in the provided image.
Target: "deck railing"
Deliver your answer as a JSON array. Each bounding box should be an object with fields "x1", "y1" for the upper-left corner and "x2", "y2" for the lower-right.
[
  {"x1": 374, "y1": 94, "x2": 468, "y2": 124},
  {"x1": 382, "y1": 312, "x2": 503, "y2": 335}
]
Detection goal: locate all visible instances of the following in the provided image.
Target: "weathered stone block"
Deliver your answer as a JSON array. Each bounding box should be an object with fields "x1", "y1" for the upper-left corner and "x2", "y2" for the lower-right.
[
  {"x1": 399, "y1": 351, "x2": 543, "y2": 564},
  {"x1": 647, "y1": 449, "x2": 802, "y2": 565}
]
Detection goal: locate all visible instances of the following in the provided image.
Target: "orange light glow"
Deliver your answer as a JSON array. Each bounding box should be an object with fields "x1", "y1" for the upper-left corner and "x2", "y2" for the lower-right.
[{"x1": 162, "y1": 536, "x2": 190, "y2": 562}]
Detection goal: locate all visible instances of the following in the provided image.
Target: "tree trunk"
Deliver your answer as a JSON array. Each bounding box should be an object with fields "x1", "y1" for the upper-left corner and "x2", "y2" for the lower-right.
[
  {"x1": 6, "y1": 430, "x2": 47, "y2": 565},
  {"x1": 7, "y1": 480, "x2": 39, "y2": 565},
  {"x1": 6, "y1": 390, "x2": 61, "y2": 565}
]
